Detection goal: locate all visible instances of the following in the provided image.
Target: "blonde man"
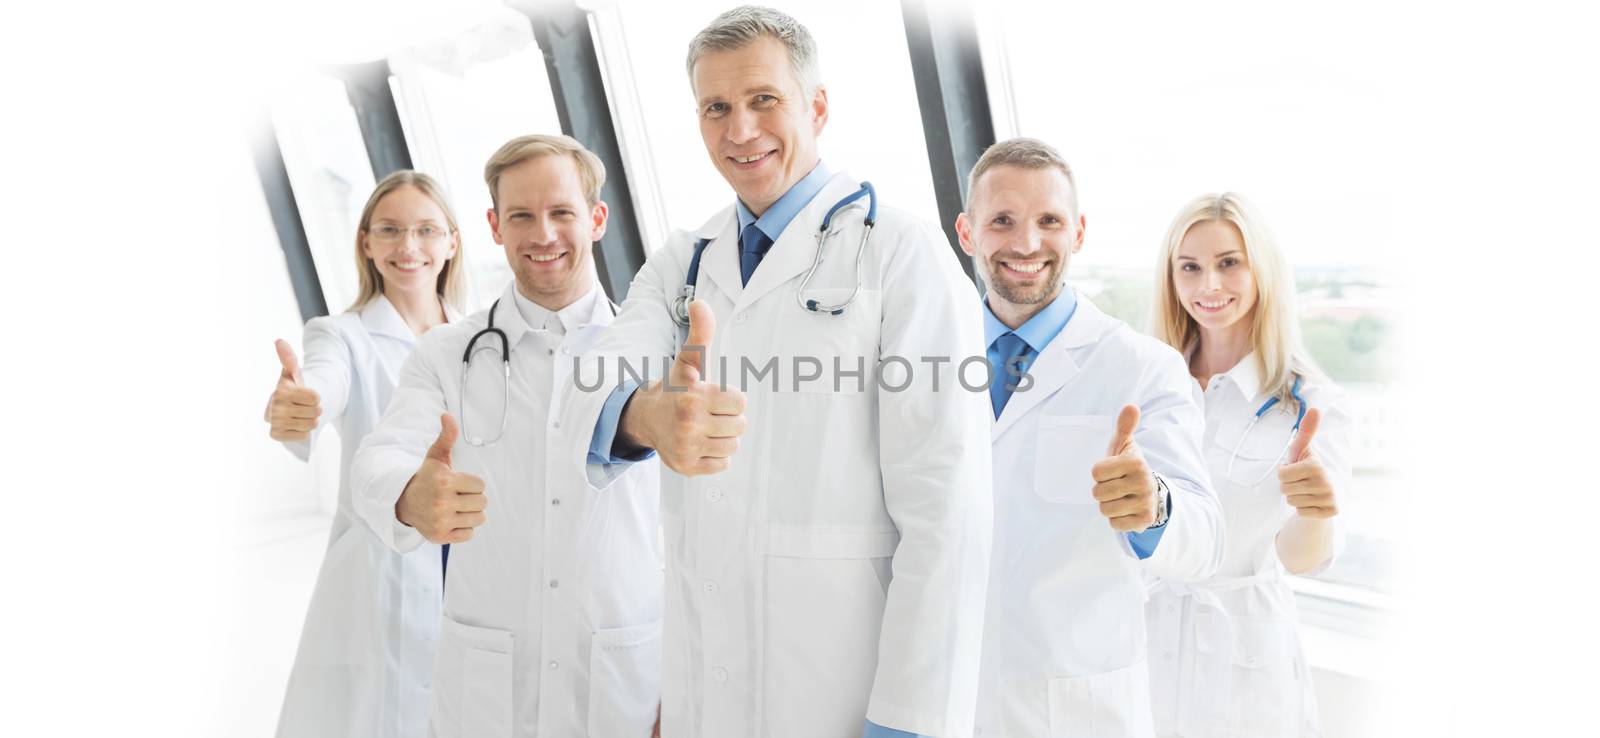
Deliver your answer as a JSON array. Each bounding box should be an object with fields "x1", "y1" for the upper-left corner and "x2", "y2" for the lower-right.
[
  {"x1": 954, "y1": 138, "x2": 1223, "y2": 737},
  {"x1": 351, "y1": 135, "x2": 663, "y2": 738}
]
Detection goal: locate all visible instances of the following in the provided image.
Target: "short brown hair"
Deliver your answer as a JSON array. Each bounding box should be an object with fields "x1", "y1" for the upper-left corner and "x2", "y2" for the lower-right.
[
  {"x1": 965, "y1": 137, "x2": 1079, "y2": 218},
  {"x1": 483, "y1": 134, "x2": 606, "y2": 211}
]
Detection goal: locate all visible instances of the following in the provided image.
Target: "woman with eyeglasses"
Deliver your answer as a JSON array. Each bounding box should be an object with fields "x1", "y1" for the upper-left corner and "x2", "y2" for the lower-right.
[
  {"x1": 1143, "y1": 193, "x2": 1352, "y2": 738},
  {"x1": 265, "y1": 170, "x2": 466, "y2": 738}
]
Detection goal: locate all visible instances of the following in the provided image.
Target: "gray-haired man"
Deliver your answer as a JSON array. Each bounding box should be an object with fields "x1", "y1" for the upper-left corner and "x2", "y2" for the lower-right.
[{"x1": 558, "y1": 6, "x2": 993, "y2": 738}]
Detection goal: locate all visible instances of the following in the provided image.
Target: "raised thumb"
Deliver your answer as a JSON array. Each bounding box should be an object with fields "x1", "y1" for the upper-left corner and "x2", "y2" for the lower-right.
[
  {"x1": 674, "y1": 299, "x2": 715, "y2": 378},
  {"x1": 275, "y1": 339, "x2": 302, "y2": 385},
  {"x1": 427, "y1": 413, "x2": 459, "y2": 466},
  {"x1": 1286, "y1": 407, "x2": 1321, "y2": 464},
  {"x1": 1107, "y1": 404, "x2": 1140, "y2": 456}
]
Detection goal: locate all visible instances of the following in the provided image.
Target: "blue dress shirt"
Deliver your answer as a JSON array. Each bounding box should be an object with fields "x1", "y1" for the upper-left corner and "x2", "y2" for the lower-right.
[
  {"x1": 982, "y1": 290, "x2": 1169, "y2": 558},
  {"x1": 733, "y1": 160, "x2": 832, "y2": 248},
  {"x1": 587, "y1": 162, "x2": 833, "y2": 464},
  {"x1": 862, "y1": 720, "x2": 919, "y2": 738}
]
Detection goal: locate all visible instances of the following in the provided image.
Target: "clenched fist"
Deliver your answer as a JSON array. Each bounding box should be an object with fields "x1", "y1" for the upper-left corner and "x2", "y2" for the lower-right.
[
  {"x1": 1279, "y1": 408, "x2": 1337, "y2": 518},
  {"x1": 1090, "y1": 405, "x2": 1161, "y2": 533},
  {"x1": 396, "y1": 413, "x2": 489, "y2": 543},
  {"x1": 267, "y1": 339, "x2": 321, "y2": 442}
]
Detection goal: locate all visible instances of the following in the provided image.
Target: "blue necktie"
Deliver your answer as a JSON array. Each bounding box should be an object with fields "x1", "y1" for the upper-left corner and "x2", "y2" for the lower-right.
[
  {"x1": 989, "y1": 332, "x2": 1031, "y2": 418},
  {"x1": 739, "y1": 223, "x2": 773, "y2": 285}
]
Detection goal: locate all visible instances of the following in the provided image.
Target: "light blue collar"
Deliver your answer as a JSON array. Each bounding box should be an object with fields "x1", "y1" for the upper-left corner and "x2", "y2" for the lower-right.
[
  {"x1": 982, "y1": 287, "x2": 1079, "y2": 352},
  {"x1": 735, "y1": 160, "x2": 832, "y2": 242}
]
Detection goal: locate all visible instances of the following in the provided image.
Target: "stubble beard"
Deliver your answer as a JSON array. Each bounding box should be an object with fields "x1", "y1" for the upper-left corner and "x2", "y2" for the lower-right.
[{"x1": 986, "y1": 258, "x2": 1064, "y2": 307}]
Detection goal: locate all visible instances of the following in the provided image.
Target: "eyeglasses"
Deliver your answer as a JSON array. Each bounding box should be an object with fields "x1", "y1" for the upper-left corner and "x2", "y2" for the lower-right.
[{"x1": 367, "y1": 224, "x2": 452, "y2": 244}]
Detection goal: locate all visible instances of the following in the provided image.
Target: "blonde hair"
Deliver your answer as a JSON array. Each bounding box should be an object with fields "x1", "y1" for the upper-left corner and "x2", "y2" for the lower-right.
[
  {"x1": 966, "y1": 137, "x2": 1078, "y2": 220},
  {"x1": 350, "y1": 170, "x2": 466, "y2": 312},
  {"x1": 483, "y1": 134, "x2": 606, "y2": 211},
  {"x1": 1152, "y1": 192, "x2": 1322, "y2": 405}
]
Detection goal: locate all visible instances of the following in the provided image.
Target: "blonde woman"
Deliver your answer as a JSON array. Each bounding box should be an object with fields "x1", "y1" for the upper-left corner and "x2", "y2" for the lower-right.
[
  {"x1": 1144, "y1": 193, "x2": 1352, "y2": 738},
  {"x1": 265, "y1": 170, "x2": 465, "y2": 738}
]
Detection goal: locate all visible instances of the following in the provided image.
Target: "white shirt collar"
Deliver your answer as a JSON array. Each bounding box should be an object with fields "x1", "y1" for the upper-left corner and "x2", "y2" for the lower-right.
[
  {"x1": 1207, "y1": 350, "x2": 1265, "y2": 405},
  {"x1": 510, "y1": 284, "x2": 601, "y2": 337},
  {"x1": 361, "y1": 293, "x2": 465, "y2": 342}
]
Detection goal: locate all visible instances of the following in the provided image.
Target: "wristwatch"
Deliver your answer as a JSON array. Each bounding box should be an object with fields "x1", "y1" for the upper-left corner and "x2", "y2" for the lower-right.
[{"x1": 1149, "y1": 472, "x2": 1170, "y2": 529}]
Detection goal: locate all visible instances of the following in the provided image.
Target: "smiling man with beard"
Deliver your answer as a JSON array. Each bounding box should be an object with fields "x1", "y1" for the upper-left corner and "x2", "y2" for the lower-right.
[{"x1": 955, "y1": 138, "x2": 1223, "y2": 738}]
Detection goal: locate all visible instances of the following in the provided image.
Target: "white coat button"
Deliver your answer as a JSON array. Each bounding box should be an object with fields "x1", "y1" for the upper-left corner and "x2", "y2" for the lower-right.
[
  {"x1": 713, "y1": 667, "x2": 728, "y2": 683},
  {"x1": 703, "y1": 579, "x2": 718, "y2": 594},
  {"x1": 735, "y1": 312, "x2": 747, "y2": 324},
  {"x1": 550, "y1": 579, "x2": 560, "y2": 589},
  {"x1": 706, "y1": 486, "x2": 724, "y2": 502},
  {"x1": 552, "y1": 420, "x2": 561, "y2": 429},
  {"x1": 549, "y1": 661, "x2": 560, "y2": 670},
  {"x1": 551, "y1": 498, "x2": 561, "y2": 507},
  {"x1": 547, "y1": 347, "x2": 555, "y2": 355}
]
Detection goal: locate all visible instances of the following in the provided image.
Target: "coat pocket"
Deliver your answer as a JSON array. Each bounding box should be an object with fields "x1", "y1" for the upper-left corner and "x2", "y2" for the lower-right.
[
  {"x1": 1209, "y1": 411, "x2": 1296, "y2": 488},
  {"x1": 1034, "y1": 415, "x2": 1116, "y2": 505},
  {"x1": 1183, "y1": 607, "x2": 1235, "y2": 737},
  {"x1": 762, "y1": 527, "x2": 899, "y2": 738},
  {"x1": 1046, "y1": 662, "x2": 1155, "y2": 738},
  {"x1": 587, "y1": 620, "x2": 663, "y2": 738},
  {"x1": 434, "y1": 616, "x2": 513, "y2": 738},
  {"x1": 1228, "y1": 616, "x2": 1305, "y2": 737}
]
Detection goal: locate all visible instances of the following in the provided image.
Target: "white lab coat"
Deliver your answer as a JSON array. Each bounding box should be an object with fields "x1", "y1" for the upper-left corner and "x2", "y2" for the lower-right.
[
  {"x1": 1145, "y1": 353, "x2": 1351, "y2": 738},
  {"x1": 558, "y1": 171, "x2": 993, "y2": 738},
  {"x1": 275, "y1": 295, "x2": 458, "y2": 738},
  {"x1": 974, "y1": 294, "x2": 1223, "y2": 738},
  {"x1": 351, "y1": 283, "x2": 664, "y2": 738}
]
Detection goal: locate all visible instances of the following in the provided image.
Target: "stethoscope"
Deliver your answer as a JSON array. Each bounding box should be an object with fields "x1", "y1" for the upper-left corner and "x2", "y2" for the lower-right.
[
  {"x1": 1224, "y1": 374, "x2": 1307, "y2": 485},
  {"x1": 672, "y1": 181, "x2": 877, "y2": 328},
  {"x1": 460, "y1": 297, "x2": 618, "y2": 446}
]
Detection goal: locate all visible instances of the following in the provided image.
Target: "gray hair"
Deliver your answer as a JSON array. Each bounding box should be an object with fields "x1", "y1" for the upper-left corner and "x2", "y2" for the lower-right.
[
  {"x1": 965, "y1": 137, "x2": 1079, "y2": 218},
  {"x1": 685, "y1": 5, "x2": 820, "y2": 94}
]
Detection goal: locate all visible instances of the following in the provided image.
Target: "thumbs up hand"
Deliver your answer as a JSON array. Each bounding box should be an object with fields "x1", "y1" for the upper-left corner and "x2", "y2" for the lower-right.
[
  {"x1": 1278, "y1": 408, "x2": 1337, "y2": 518},
  {"x1": 673, "y1": 299, "x2": 715, "y2": 384},
  {"x1": 396, "y1": 413, "x2": 490, "y2": 543},
  {"x1": 267, "y1": 339, "x2": 321, "y2": 442},
  {"x1": 1090, "y1": 405, "x2": 1162, "y2": 532},
  {"x1": 617, "y1": 300, "x2": 747, "y2": 476}
]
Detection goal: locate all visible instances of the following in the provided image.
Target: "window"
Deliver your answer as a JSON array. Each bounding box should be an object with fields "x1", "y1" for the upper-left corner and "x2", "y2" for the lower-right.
[
  {"x1": 268, "y1": 72, "x2": 377, "y2": 314},
  {"x1": 390, "y1": 5, "x2": 565, "y2": 310}
]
